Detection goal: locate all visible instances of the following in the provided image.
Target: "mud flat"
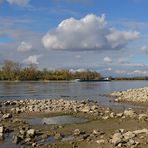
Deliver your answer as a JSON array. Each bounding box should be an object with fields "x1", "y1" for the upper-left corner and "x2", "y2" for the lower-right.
[{"x1": 0, "y1": 99, "x2": 148, "y2": 147}]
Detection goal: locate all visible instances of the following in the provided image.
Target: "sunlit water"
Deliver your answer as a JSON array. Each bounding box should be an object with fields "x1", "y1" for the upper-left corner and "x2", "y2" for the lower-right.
[
  {"x1": 0, "y1": 81, "x2": 148, "y2": 109},
  {"x1": 27, "y1": 115, "x2": 88, "y2": 125}
]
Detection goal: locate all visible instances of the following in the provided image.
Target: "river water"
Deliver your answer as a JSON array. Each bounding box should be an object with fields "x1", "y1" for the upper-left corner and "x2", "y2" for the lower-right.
[{"x1": 0, "y1": 81, "x2": 148, "y2": 109}]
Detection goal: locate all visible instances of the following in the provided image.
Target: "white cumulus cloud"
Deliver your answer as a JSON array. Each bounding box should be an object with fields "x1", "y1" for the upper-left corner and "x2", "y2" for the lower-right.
[
  {"x1": 6, "y1": 0, "x2": 30, "y2": 6},
  {"x1": 106, "y1": 30, "x2": 139, "y2": 48},
  {"x1": 104, "y1": 56, "x2": 112, "y2": 63},
  {"x1": 42, "y1": 14, "x2": 140, "y2": 51},
  {"x1": 23, "y1": 55, "x2": 41, "y2": 65},
  {"x1": 17, "y1": 41, "x2": 32, "y2": 52}
]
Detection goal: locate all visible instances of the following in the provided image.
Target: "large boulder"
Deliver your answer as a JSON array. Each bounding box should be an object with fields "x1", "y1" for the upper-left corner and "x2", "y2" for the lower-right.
[
  {"x1": 123, "y1": 131, "x2": 135, "y2": 141},
  {"x1": 12, "y1": 135, "x2": 21, "y2": 144},
  {"x1": 2, "y1": 113, "x2": 12, "y2": 119},
  {"x1": 111, "y1": 132, "x2": 123, "y2": 145},
  {"x1": 124, "y1": 109, "x2": 136, "y2": 118},
  {"x1": 133, "y1": 129, "x2": 148, "y2": 134},
  {"x1": 0, "y1": 126, "x2": 4, "y2": 133},
  {"x1": 26, "y1": 129, "x2": 35, "y2": 138},
  {"x1": 138, "y1": 114, "x2": 148, "y2": 121},
  {"x1": 54, "y1": 133, "x2": 63, "y2": 140},
  {"x1": 80, "y1": 106, "x2": 91, "y2": 113},
  {"x1": 73, "y1": 129, "x2": 81, "y2": 136}
]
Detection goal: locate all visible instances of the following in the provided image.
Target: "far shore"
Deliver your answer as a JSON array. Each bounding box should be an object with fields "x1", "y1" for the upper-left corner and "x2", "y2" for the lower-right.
[{"x1": 0, "y1": 79, "x2": 148, "y2": 82}]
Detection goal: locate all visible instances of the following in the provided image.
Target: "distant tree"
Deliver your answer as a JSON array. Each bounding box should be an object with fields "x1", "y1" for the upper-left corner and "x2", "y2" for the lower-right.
[
  {"x1": 19, "y1": 64, "x2": 39, "y2": 80},
  {"x1": 2, "y1": 60, "x2": 21, "y2": 80},
  {"x1": 0, "y1": 60, "x2": 102, "y2": 81}
]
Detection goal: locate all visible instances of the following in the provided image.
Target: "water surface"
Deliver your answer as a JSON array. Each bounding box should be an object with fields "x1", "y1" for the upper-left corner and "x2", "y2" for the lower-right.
[
  {"x1": 0, "y1": 81, "x2": 148, "y2": 109},
  {"x1": 27, "y1": 115, "x2": 88, "y2": 125}
]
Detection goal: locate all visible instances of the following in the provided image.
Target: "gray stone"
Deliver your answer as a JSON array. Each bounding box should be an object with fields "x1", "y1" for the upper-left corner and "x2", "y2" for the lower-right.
[
  {"x1": 12, "y1": 135, "x2": 21, "y2": 144},
  {"x1": 127, "y1": 139, "x2": 135, "y2": 146},
  {"x1": 80, "y1": 106, "x2": 91, "y2": 113},
  {"x1": 119, "y1": 129, "x2": 125, "y2": 133},
  {"x1": 74, "y1": 129, "x2": 81, "y2": 136},
  {"x1": 19, "y1": 129, "x2": 26, "y2": 139},
  {"x1": 110, "y1": 112, "x2": 115, "y2": 118},
  {"x1": 26, "y1": 129, "x2": 35, "y2": 138},
  {"x1": 92, "y1": 129, "x2": 100, "y2": 135},
  {"x1": 32, "y1": 142, "x2": 37, "y2": 147},
  {"x1": 133, "y1": 129, "x2": 148, "y2": 134},
  {"x1": 111, "y1": 133, "x2": 123, "y2": 145},
  {"x1": 123, "y1": 131, "x2": 135, "y2": 140},
  {"x1": 138, "y1": 114, "x2": 148, "y2": 120},
  {"x1": 116, "y1": 113, "x2": 123, "y2": 117},
  {"x1": 2, "y1": 113, "x2": 12, "y2": 119},
  {"x1": 0, "y1": 126, "x2": 4, "y2": 133},
  {"x1": 124, "y1": 110, "x2": 136, "y2": 118},
  {"x1": 24, "y1": 137, "x2": 31, "y2": 143},
  {"x1": 102, "y1": 115, "x2": 109, "y2": 120},
  {"x1": 96, "y1": 139, "x2": 105, "y2": 144},
  {"x1": 54, "y1": 133, "x2": 63, "y2": 140}
]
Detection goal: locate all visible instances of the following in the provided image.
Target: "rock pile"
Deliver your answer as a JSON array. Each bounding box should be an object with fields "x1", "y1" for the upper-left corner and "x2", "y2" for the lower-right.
[
  {"x1": 12, "y1": 128, "x2": 36, "y2": 145},
  {"x1": 110, "y1": 128, "x2": 148, "y2": 147},
  {"x1": 1, "y1": 99, "x2": 104, "y2": 118},
  {"x1": 110, "y1": 87, "x2": 148, "y2": 103},
  {"x1": 0, "y1": 98, "x2": 148, "y2": 147}
]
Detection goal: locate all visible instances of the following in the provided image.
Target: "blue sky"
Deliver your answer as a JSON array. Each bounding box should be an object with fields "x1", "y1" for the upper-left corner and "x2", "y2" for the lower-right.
[{"x1": 0, "y1": 0, "x2": 148, "y2": 77}]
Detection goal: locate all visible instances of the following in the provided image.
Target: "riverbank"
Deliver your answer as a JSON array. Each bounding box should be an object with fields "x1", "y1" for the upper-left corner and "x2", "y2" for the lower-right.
[
  {"x1": 0, "y1": 99, "x2": 148, "y2": 147},
  {"x1": 109, "y1": 87, "x2": 148, "y2": 104}
]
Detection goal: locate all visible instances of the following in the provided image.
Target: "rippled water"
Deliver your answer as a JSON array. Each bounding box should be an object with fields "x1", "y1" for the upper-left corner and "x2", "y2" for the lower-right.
[{"x1": 0, "y1": 81, "x2": 148, "y2": 109}]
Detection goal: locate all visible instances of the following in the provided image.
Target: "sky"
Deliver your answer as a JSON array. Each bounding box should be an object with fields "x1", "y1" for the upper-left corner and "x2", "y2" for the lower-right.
[{"x1": 0, "y1": 0, "x2": 148, "y2": 77}]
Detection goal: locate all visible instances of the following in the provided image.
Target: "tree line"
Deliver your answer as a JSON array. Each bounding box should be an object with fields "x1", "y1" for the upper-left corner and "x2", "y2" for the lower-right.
[{"x1": 0, "y1": 60, "x2": 102, "y2": 81}]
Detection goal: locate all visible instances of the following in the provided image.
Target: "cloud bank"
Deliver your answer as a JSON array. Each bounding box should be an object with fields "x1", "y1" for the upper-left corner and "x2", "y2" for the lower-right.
[
  {"x1": 42, "y1": 14, "x2": 140, "y2": 51},
  {"x1": 6, "y1": 0, "x2": 30, "y2": 6}
]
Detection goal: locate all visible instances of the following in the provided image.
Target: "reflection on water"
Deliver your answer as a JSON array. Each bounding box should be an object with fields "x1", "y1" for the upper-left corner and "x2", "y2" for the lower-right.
[
  {"x1": 0, "y1": 81, "x2": 148, "y2": 109},
  {"x1": 0, "y1": 133, "x2": 20, "y2": 148},
  {"x1": 27, "y1": 115, "x2": 88, "y2": 125}
]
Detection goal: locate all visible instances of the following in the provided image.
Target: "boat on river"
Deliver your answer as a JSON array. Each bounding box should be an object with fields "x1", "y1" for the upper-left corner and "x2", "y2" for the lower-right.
[{"x1": 75, "y1": 77, "x2": 111, "y2": 82}]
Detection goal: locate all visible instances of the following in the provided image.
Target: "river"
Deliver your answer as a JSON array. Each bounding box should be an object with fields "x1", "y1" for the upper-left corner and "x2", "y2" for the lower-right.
[{"x1": 0, "y1": 80, "x2": 148, "y2": 109}]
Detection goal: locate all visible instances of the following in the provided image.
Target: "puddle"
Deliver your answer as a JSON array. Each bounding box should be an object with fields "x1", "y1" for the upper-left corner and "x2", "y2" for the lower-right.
[
  {"x1": 35, "y1": 135, "x2": 55, "y2": 145},
  {"x1": 27, "y1": 115, "x2": 88, "y2": 125},
  {"x1": 0, "y1": 133, "x2": 20, "y2": 148},
  {"x1": 62, "y1": 135, "x2": 75, "y2": 142}
]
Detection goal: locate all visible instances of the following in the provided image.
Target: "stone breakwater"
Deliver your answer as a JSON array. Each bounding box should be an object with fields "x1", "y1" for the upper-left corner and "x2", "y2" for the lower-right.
[
  {"x1": 2, "y1": 99, "x2": 103, "y2": 114},
  {"x1": 0, "y1": 99, "x2": 148, "y2": 147},
  {"x1": 109, "y1": 87, "x2": 148, "y2": 103}
]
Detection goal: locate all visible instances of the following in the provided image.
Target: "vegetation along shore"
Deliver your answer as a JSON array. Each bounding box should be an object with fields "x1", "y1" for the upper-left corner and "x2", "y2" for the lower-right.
[{"x1": 0, "y1": 60, "x2": 101, "y2": 81}]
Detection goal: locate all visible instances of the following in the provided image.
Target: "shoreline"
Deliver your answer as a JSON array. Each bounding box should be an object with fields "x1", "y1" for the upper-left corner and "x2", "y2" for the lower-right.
[
  {"x1": 0, "y1": 79, "x2": 148, "y2": 82},
  {"x1": 109, "y1": 87, "x2": 148, "y2": 103},
  {"x1": 0, "y1": 98, "x2": 148, "y2": 147}
]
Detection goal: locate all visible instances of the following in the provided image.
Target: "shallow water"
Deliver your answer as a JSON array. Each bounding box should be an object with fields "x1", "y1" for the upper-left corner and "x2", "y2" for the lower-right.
[
  {"x1": 0, "y1": 133, "x2": 20, "y2": 148},
  {"x1": 0, "y1": 81, "x2": 148, "y2": 109},
  {"x1": 27, "y1": 115, "x2": 88, "y2": 125}
]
